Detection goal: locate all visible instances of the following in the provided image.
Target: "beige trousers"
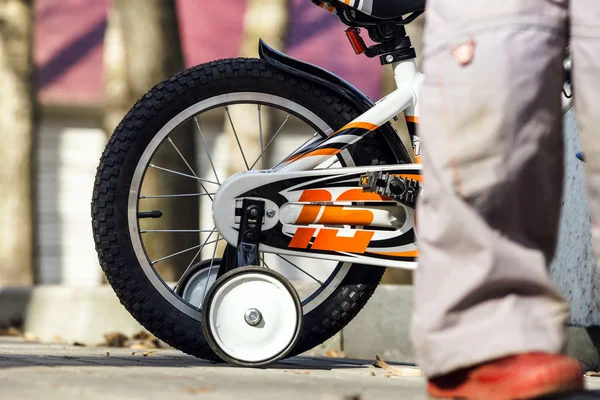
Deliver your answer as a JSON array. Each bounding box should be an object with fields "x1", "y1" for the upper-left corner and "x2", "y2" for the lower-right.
[{"x1": 412, "y1": 0, "x2": 600, "y2": 377}]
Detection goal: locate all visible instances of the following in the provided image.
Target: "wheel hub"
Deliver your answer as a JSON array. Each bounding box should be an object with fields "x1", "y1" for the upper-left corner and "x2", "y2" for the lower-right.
[{"x1": 244, "y1": 308, "x2": 262, "y2": 326}]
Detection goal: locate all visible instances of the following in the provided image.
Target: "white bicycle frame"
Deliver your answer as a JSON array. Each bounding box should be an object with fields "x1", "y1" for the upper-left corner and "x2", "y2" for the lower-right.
[{"x1": 276, "y1": 58, "x2": 424, "y2": 173}]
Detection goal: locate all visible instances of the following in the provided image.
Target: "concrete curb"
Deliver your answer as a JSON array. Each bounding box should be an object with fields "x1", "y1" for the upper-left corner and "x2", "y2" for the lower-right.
[
  {"x1": 1, "y1": 285, "x2": 598, "y2": 368},
  {"x1": 0, "y1": 286, "x2": 144, "y2": 344}
]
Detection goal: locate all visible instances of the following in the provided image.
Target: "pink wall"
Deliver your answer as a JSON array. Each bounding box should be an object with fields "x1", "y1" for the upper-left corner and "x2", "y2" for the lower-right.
[{"x1": 35, "y1": 0, "x2": 382, "y2": 105}]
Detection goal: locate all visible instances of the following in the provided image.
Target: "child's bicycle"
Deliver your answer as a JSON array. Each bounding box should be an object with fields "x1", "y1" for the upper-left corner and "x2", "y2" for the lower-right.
[{"x1": 92, "y1": 0, "x2": 574, "y2": 367}]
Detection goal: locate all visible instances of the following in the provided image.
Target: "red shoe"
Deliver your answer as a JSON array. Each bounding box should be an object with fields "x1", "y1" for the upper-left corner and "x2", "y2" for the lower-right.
[{"x1": 427, "y1": 352, "x2": 584, "y2": 400}]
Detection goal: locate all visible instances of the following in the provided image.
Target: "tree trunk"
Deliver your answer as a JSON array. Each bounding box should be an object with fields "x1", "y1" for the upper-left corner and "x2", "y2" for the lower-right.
[
  {"x1": 104, "y1": 0, "x2": 198, "y2": 281},
  {"x1": 0, "y1": 0, "x2": 36, "y2": 286},
  {"x1": 223, "y1": 0, "x2": 290, "y2": 176}
]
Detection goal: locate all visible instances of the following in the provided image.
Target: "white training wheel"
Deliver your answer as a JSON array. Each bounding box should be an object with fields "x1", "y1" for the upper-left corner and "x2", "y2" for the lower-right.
[{"x1": 201, "y1": 266, "x2": 303, "y2": 367}]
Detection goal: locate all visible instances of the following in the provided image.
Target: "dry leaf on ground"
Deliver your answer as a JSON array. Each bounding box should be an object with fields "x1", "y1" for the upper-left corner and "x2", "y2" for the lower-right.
[
  {"x1": 129, "y1": 339, "x2": 160, "y2": 349},
  {"x1": 0, "y1": 326, "x2": 23, "y2": 337},
  {"x1": 326, "y1": 350, "x2": 346, "y2": 358},
  {"x1": 375, "y1": 355, "x2": 422, "y2": 377},
  {"x1": 585, "y1": 371, "x2": 600, "y2": 377},
  {"x1": 132, "y1": 331, "x2": 151, "y2": 340},
  {"x1": 129, "y1": 331, "x2": 160, "y2": 349},
  {"x1": 129, "y1": 343, "x2": 149, "y2": 350},
  {"x1": 102, "y1": 332, "x2": 129, "y2": 347},
  {"x1": 73, "y1": 341, "x2": 86, "y2": 347},
  {"x1": 142, "y1": 350, "x2": 158, "y2": 357}
]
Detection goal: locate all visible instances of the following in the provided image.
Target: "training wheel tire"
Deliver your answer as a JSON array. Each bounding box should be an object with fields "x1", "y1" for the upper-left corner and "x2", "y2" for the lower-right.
[{"x1": 201, "y1": 267, "x2": 303, "y2": 367}]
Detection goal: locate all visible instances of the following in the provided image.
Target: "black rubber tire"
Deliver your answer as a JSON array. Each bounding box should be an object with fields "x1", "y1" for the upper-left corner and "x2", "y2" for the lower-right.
[{"x1": 91, "y1": 58, "x2": 409, "y2": 361}]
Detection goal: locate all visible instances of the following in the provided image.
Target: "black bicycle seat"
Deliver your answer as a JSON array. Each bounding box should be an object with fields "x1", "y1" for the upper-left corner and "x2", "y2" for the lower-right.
[{"x1": 332, "y1": 0, "x2": 426, "y2": 20}]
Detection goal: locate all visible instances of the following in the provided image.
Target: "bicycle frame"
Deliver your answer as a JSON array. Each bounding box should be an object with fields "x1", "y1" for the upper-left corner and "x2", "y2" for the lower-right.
[
  {"x1": 276, "y1": 58, "x2": 424, "y2": 172},
  {"x1": 214, "y1": 56, "x2": 424, "y2": 270},
  {"x1": 214, "y1": 31, "x2": 574, "y2": 271}
]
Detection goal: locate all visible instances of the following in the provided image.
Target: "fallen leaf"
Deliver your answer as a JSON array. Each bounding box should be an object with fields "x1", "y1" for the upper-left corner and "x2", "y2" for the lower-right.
[
  {"x1": 73, "y1": 341, "x2": 86, "y2": 347},
  {"x1": 375, "y1": 355, "x2": 422, "y2": 377},
  {"x1": 143, "y1": 350, "x2": 158, "y2": 357},
  {"x1": 132, "y1": 331, "x2": 152, "y2": 341},
  {"x1": 129, "y1": 343, "x2": 149, "y2": 350},
  {"x1": 585, "y1": 371, "x2": 600, "y2": 377},
  {"x1": 102, "y1": 332, "x2": 129, "y2": 348},
  {"x1": 369, "y1": 371, "x2": 376, "y2": 376},
  {"x1": 105, "y1": 351, "x2": 110, "y2": 357},
  {"x1": 129, "y1": 339, "x2": 160, "y2": 349},
  {"x1": 326, "y1": 350, "x2": 346, "y2": 358},
  {"x1": 182, "y1": 387, "x2": 213, "y2": 394},
  {"x1": 0, "y1": 326, "x2": 23, "y2": 337}
]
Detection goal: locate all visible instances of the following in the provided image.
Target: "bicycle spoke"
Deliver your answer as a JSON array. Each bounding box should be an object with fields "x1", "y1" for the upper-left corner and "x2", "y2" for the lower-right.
[
  {"x1": 166, "y1": 136, "x2": 218, "y2": 200},
  {"x1": 168, "y1": 137, "x2": 198, "y2": 177},
  {"x1": 173, "y1": 230, "x2": 215, "y2": 292},
  {"x1": 140, "y1": 193, "x2": 216, "y2": 199},
  {"x1": 258, "y1": 105, "x2": 264, "y2": 169},
  {"x1": 276, "y1": 254, "x2": 324, "y2": 285},
  {"x1": 262, "y1": 256, "x2": 271, "y2": 270},
  {"x1": 141, "y1": 229, "x2": 218, "y2": 233},
  {"x1": 194, "y1": 117, "x2": 221, "y2": 184},
  {"x1": 249, "y1": 113, "x2": 291, "y2": 170},
  {"x1": 150, "y1": 237, "x2": 223, "y2": 265},
  {"x1": 148, "y1": 164, "x2": 219, "y2": 185},
  {"x1": 225, "y1": 106, "x2": 250, "y2": 170},
  {"x1": 201, "y1": 234, "x2": 221, "y2": 303}
]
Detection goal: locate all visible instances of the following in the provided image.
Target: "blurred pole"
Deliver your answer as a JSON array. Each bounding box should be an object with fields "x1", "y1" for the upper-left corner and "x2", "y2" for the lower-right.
[
  {"x1": 103, "y1": 0, "x2": 198, "y2": 281},
  {"x1": 224, "y1": 0, "x2": 291, "y2": 176},
  {"x1": 0, "y1": 0, "x2": 36, "y2": 285},
  {"x1": 380, "y1": 14, "x2": 425, "y2": 285}
]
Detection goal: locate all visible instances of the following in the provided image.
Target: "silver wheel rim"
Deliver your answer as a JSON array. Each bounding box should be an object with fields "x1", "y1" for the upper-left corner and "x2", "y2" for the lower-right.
[{"x1": 128, "y1": 92, "x2": 355, "y2": 320}]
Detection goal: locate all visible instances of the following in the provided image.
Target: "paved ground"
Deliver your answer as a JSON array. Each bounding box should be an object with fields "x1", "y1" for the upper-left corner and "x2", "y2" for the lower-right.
[{"x1": 1, "y1": 338, "x2": 600, "y2": 400}]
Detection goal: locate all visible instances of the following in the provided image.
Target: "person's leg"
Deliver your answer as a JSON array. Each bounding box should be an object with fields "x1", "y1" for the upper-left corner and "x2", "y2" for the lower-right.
[
  {"x1": 412, "y1": 0, "x2": 570, "y2": 378},
  {"x1": 571, "y1": 1, "x2": 600, "y2": 261}
]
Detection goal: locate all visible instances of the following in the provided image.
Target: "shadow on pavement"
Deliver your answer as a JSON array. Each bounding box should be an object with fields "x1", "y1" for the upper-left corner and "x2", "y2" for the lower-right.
[{"x1": 0, "y1": 352, "x2": 371, "y2": 371}]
